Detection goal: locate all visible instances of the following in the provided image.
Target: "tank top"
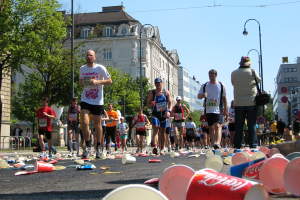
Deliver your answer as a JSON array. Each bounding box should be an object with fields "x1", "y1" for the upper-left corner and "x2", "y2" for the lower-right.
[{"x1": 152, "y1": 90, "x2": 168, "y2": 118}]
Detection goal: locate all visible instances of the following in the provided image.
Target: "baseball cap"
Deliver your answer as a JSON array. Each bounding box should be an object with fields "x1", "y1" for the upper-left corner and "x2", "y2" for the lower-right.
[
  {"x1": 176, "y1": 96, "x2": 182, "y2": 101},
  {"x1": 154, "y1": 78, "x2": 162, "y2": 83}
]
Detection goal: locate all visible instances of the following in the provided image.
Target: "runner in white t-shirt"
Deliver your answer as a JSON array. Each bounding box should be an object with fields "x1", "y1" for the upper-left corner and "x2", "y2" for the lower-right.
[
  {"x1": 79, "y1": 49, "x2": 112, "y2": 158},
  {"x1": 198, "y1": 69, "x2": 228, "y2": 150}
]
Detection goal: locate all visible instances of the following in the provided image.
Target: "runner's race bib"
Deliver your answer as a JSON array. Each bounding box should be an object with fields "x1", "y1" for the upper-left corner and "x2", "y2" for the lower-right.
[
  {"x1": 136, "y1": 122, "x2": 146, "y2": 129},
  {"x1": 156, "y1": 102, "x2": 167, "y2": 111},
  {"x1": 68, "y1": 113, "x2": 77, "y2": 121},
  {"x1": 174, "y1": 113, "x2": 183, "y2": 120},
  {"x1": 39, "y1": 118, "x2": 47, "y2": 127},
  {"x1": 206, "y1": 98, "x2": 218, "y2": 107}
]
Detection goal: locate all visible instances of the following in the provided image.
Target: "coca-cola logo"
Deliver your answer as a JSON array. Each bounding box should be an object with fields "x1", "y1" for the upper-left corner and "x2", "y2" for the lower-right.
[
  {"x1": 243, "y1": 162, "x2": 263, "y2": 178},
  {"x1": 197, "y1": 172, "x2": 250, "y2": 191}
]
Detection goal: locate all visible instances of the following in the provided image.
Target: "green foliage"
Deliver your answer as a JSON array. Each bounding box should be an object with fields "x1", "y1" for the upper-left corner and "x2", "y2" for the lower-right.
[{"x1": 104, "y1": 67, "x2": 151, "y2": 116}]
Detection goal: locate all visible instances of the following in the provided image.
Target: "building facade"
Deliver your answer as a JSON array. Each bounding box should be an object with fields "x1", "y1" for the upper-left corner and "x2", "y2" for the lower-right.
[
  {"x1": 65, "y1": 6, "x2": 179, "y2": 99},
  {"x1": 178, "y1": 66, "x2": 202, "y2": 111},
  {"x1": 274, "y1": 57, "x2": 300, "y2": 124}
]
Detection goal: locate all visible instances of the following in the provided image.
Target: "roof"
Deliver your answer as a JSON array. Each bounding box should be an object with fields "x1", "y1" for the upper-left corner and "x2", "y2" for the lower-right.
[{"x1": 72, "y1": 10, "x2": 139, "y2": 26}]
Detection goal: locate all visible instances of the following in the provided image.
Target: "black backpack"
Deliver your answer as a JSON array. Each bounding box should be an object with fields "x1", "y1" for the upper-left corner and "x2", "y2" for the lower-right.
[{"x1": 203, "y1": 82, "x2": 224, "y2": 114}]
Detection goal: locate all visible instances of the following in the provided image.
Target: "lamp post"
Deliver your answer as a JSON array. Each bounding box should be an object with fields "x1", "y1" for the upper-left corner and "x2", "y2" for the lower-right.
[
  {"x1": 243, "y1": 19, "x2": 264, "y2": 91},
  {"x1": 71, "y1": 0, "x2": 75, "y2": 98},
  {"x1": 139, "y1": 24, "x2": 155, "y2": 109},
  {"x1": 247, "y1": 48, "x2": 261, "y2": 82}
]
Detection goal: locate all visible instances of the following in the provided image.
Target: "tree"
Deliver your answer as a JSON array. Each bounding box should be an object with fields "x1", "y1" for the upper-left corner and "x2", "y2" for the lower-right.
[{"x1": 104, "y1": 67, "x2": 151, "y2": 116}]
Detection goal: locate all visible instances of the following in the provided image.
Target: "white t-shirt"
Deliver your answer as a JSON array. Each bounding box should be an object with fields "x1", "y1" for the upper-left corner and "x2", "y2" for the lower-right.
[
  {"x1": 185, "y1": 121, "x2": 196, "y2": 129},
  {"x1": 198, "y1": 81, "x2": 226, "y2": 114},
  {"x1": 80, "y1": 64, "x2": 111, "y2": 105},
  {"x1": 117, "y1": 123, "x2": 128, "y2": 135}
]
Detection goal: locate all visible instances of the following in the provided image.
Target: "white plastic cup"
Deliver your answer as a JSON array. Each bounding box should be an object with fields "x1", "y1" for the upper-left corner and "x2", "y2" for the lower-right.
[
  {"x1": 204, "y1": 155, "x2": 223, "y2": 172},
  {"x1": 170, "y1": 151, "x2": 180, "y2": 158},
  {"x1": 122, "y1": 154, "x2": 136, "y2": 164},
  {"x1": 103, "y1": 184, "x2": 168, "y2": 200}
]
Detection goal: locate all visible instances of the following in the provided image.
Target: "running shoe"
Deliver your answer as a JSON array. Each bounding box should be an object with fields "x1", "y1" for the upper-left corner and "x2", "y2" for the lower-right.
[
  {"x1": 152, "y1": 147, "x2": 158, "y2": 155},
  {"x1": 213, "y1": 144, "x2": 221, "y2": 150}
]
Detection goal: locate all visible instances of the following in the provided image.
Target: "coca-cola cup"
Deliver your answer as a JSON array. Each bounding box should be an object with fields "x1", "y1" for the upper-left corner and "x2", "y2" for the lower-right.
[
  {"x1": 283, "y1": 157, "x2": 300, "y2": 196},
  {"x1": 230, "y1": 157, "x2": 265, "y2": 178},
  {"x1": 186, "y1": 168, "x2": 269, "y2": 200},
  {"x1": 259, "y1": 153, "x2": 289, "y2": 194},
  {"x1": 243, "y1": 160, "x2": 265, "y2": 180},
  {"x1": 159, "y1": 164, "x2": 195, "y2": 200}
]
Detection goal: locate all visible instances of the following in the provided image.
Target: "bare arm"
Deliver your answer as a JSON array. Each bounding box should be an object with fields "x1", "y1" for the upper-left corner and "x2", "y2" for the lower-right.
[
  {"x1": 91, "y1": 78, "x2": 112, "y2": 86},
  {"x1": 198, "y1": 93, "x2": 206, "y2": 99}
]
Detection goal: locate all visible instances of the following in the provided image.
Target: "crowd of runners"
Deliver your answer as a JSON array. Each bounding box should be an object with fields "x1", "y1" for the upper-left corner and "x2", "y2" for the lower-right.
[{"x1": 35, "y1": 49, "x2": 295, "y2": 159}]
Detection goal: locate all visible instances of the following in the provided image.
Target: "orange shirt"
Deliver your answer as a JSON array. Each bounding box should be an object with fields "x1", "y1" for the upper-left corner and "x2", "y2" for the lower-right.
[{"x1": 106, "y1": 110, "x2": 119, "y2": 127}]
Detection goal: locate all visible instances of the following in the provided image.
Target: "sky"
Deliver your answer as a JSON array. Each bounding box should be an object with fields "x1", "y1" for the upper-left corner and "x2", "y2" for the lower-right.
[{"x1": 58, "y1": 0, "x2": 300, "y2": 102}]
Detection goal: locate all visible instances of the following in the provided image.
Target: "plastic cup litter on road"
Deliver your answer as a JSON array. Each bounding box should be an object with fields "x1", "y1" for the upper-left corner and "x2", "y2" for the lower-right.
[
  {"x1": 283, "y1": 157, "x2": 300, "y2": 196},
  {"x1": 122, "y1": 154, "x2": 136, "y2": 164},
  {"x1": 230, "y1": 157, "x2": 265, "y2": 178},
  {"x1": 103, "y1": 184, "x2": 168, "y2": 200},
  {"x1": 159, "y1": 164, "x2": 195, "y2": 200},
  {"x1": 204, "y1": 155, "x2": 223, "y2": 172},
  {"x1": 35, "y1": 161, "x2": 54, "y2": 172},
  {"x1": 186, "y1": 168, "x2": 269, "y2": 200}
]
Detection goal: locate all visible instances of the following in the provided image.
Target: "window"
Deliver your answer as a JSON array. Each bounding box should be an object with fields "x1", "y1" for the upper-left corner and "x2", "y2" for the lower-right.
[
  {"x1": 81, "y1": 28, "x2": 91, "y2": 38},
  {"x1": 284, "y1": 77, "x2": 298, "y2": 83},
  {"x1": 103, "y1": 27, "x2": 113, "y2": 37},
  {"x1": 283, "y1": 68, "x2": 297, "y2": 72},
  {"x1": 103, "y1": 48, "x2": 112, "y2": 60},
  {"x1": 121, "y1": 27, "x2": 127, "y2": 35}
]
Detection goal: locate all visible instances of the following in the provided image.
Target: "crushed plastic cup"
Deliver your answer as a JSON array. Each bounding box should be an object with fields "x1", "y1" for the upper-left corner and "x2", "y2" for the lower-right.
[
  {"x1": 223, "y1": 156, "x2": 232, "y2": 165},
  {"x1": 159, "y1": 165, "x2": 195, "y2": 200},
  {"x1": 0, "y1": 159, "x2": 10, "y2": 169},
  {"x1": 149, "y1": 159, "x2": 161, "y2": 163},
  {"x1": 170, "y1": 151, "x2": 180, "y2": 158},
  {"x1": 204, "y1": 155, "x2": 223, "y2": 172},
  {"x1": 205, "y1": 150, "x2": 215, "y2": 158},
  {"x1": 230, "y1": 157, "x2": 265, "y2": 178},
  {"x1": 259, "y1": 146, "x2": 270, "y2": 156},
  {"x1": 35, "y1": 161, "x2": 54, "y2": 172},
  {"x1": 76, "y1": 164, "x2": 96, "y2": 170},
  {"x1": 286, "y1": 152, "x2": 300, "y2": 161},
  {"x1": 259, "y1": 153, "x2": 289, "y2": 194},
  {"x1": 74, "y1": 159, "x2": 85, "y2": 165},
  {"x1": 232, "y1": 152, "x2": 252, "y2": 165},
  {"x1": 268, "y1": 148, "x2": 280, "y2": 157},
  {"x1": 186, "y1": 168, "x2": 269, "y2": 200},
  {"x1": 144, "y1": 178, "x2": 159, "y2": 185},
  {"x1": 103, "y1": 184, "x2": 168, "y2": 200},
  {"x1": 250, "y1": 151, "x2": 266, "y2": 160},
  {"x1": 122, "y1": 154, "x2": 136, "y2": 164},
  {"x1": 14, "y1": 170, "x2": 37, "y2": 176},
  {"x1": 283, "y1": 157, "x2": 300, "y2": 196}
]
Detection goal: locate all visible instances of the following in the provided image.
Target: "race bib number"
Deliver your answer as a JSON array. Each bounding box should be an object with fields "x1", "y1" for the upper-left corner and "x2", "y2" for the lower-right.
[
  {"x1": 136, "y1": 122, "x2": 146, "y2": 129},
  {"x1": 68, "y1": 113, "x2": 77, "y2": 121},
  {"x1": 206, "y1": 98, "x2": 218, "y2": 107},
  {"x1": 39, "y1": 118, "x2": 47, "y2": 127},
  {"x1": 156, "y1": 102, "x2": 167, "y2": 111},
  {"x1": 174, "y1": 113, "x2": 183, "y2": 120}
]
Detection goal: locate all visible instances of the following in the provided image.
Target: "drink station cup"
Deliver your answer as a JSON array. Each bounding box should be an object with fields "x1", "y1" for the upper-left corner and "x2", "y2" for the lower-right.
[
  {"x1": 259, "y1": 153, "x2": 289, "y2": 194},
  {"x1": 230, "y1": 157, "x2": 265, "y2": 178},
  {"x1": 159, "y1": 165, "x2": 195, "y2": 200},
  {"x1": 232, "y1": 152, "x2": 252, "y2": 166},
  {"x1": 268, "y1": 147, "x2": 280, "y2": 157},
  {"x1": 122, "y1": 154, "x2": 136, "y2": 165},
  {"x1": 283, "y1": 157, "x2": 300, "y2": 196},
  {"x1": 186, "y1": 168, "x2": 269, "y2": 200},
  {"x1": 103, "y1": 184, "x2": 168, "y2": 200},
  {"x1": 204, "y1": 155, "x2": 223, "y2": 172},
  {"x1": 35, "y1": 161, "x2": 54, "y2": 172},
  {"x1": 258, "y1": 146, "x2": 270, "y2": 156}
]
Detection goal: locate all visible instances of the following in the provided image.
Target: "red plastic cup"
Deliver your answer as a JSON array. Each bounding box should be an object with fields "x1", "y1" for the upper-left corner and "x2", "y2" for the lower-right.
[
  {"x1": 283, "y1": 157, "x2": 300, "y2": 196},
  {"x1": 259, "y1": 153, "x2": 289, "y2": 194},
  {"x1": 243, "y1": 160, "x2": 264, "y2": 180},
  {"x1": 259, "y1": 146, "x2": 270, "y2": 156},
  {"x1": 35, "y1": 161, "x2": 54, "y2": 172},
  {"x1": 159, "y1": 165, "x2": 195, "y2": 200},
  {"x1": 268, "y1": 148, "x2": 280, "y2": 157},
  {"x1": 149, "y1": 159, "x2": 161, "y2": 163},
  {"x1": 232, "y1": 152, "x2": 252, "y2": 165},
  {"x1": 186, "y1": 168, "x2": 269, "y2": 200}
]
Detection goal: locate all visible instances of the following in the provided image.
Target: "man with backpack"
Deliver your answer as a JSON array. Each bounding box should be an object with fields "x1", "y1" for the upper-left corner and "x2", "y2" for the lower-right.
[
  {"x1": 198, "y1": 69, "x2": 228, "y2": 149},
  {"x1": 171, "y1": 96, "x2": 190, "y2": 150},
  {"x1": 147, "y1": 78, "x2": 172, "y2": 155}
]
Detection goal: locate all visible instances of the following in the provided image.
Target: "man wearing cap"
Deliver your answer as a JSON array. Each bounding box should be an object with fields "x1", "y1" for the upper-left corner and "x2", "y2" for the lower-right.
[
  {"x1": 147, "y1": 78, "x2": 172, "y2": 154},
  {"x1": 171, "y1": 96, "x2": 190, "y2": 150},
  {"x1": 198, "y1": 69, "x2": 228, "y2": 149},
  {"x1": 231, "y1": 56, "x2": 261, "y2": 149}
]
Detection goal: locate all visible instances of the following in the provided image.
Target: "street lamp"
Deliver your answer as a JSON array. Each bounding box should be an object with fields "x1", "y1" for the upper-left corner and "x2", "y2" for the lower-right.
[
  {"x1": 139, "y1": 24, "x2": 155, "y2": 109},
  {"x1": 243, "y1": 19, "x2": 264, "y2": 91},
  {"x1": 71, "y1": 0, "x2": 75, "y2": 98},
  {"x1": 247, "y1": 48, "x2": 261, "y2": 83}
]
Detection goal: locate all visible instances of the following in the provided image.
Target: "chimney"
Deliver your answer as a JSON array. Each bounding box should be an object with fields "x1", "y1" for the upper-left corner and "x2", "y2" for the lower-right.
[
  {"x1": 102, "y1": 6, "x2": 124, "y2": 12},
  {"x1": 282, "y1": 57, "x2": 288, "y2": 63}
]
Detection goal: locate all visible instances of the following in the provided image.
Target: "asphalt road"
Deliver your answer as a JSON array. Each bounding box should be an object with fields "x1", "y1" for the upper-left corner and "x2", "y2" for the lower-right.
[{"x1": 0, "y1": 152, "x2": 299, "y2": 200}]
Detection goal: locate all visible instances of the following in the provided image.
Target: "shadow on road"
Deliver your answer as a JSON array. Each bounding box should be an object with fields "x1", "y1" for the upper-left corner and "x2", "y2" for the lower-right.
[
  {"x1": 106, "y1": 178, "x2": 147, "y2": 185},
  {"x1": 0, "y1": 189, "x2": 112, "y2": 200}
]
